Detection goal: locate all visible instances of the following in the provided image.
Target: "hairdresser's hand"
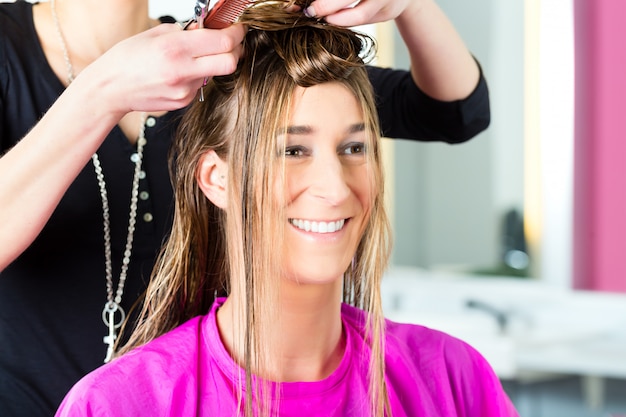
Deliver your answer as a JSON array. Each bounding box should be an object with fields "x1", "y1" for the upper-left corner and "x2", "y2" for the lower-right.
[
  {"x1": 304, "y1": 0, "x2": 415, "y2": 26},
  {"x1": 308, "y1": 0, "x2": 479, "y2": 102},
  {"x1": 0, "y1": 23, "x2": 245, "y2": 271},
  {"x1": 79, "y1": 22, "x2": 245, "y2": 117}
]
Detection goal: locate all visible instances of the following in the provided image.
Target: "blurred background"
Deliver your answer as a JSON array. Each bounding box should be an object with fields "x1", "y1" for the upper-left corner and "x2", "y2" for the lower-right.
[
  {"x1": 5, "y1": 0, "x2": 626, "y2": 416},
  {"x1": 154, "y1": 2, "x2": 626, "y2": 415}
]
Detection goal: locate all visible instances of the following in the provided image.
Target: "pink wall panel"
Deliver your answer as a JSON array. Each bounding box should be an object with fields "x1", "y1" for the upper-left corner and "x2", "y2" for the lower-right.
[{"x1": 573, "y1": 0, "x2": 626, "y2": 292}]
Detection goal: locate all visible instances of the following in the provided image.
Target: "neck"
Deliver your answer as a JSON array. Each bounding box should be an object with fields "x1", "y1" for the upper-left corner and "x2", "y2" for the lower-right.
[
  {"x1": 217, "y1": 280, "x2": 345, "y2": 382},
  {"x1": 276, "y1": 281, "x2": 345, "y2": 381},
  {"x1": 50, "y1": 0, "x2": 155, "y2": 64}
]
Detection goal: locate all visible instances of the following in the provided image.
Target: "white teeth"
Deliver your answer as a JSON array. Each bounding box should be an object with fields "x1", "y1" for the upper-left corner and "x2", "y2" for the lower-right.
[{"x1": 289, "y1": 219, "x2": 345, "y2": 234}]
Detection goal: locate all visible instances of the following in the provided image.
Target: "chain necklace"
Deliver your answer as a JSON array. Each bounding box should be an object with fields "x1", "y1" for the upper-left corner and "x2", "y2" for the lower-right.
[{"x1": 51, "y1": 0, "x2": 147, "y2": 363}]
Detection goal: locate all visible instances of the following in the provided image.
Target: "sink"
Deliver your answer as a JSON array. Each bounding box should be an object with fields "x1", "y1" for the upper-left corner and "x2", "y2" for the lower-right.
[{"x1": 381, "y1": 266, "x2": 626, "y2": 381}]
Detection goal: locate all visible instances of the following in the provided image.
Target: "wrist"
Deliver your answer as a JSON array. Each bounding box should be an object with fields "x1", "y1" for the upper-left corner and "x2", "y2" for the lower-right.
[
  {"x1": 396, "y1": 0, "x2": 429, "y2": 27},
  {"x1": 71, "y1": 61, "x2": 130, "y2": 123}
]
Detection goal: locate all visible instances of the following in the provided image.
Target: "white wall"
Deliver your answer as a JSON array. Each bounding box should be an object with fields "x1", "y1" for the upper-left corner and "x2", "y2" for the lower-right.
[
  {"x1": 149, "y1": 0, "x2": 194, "y2": 21},
  {"x1": 0, "y1": 0, "x2": 196, "y2": 20}
]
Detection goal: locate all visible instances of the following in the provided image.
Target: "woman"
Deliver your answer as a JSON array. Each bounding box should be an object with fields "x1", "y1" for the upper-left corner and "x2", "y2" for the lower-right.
[{"x1": 56, "y1": 3, "x2": 514, "y2": 416}]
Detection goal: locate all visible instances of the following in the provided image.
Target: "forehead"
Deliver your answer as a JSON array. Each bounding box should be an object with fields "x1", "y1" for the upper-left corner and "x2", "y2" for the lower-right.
[{"x1": 288, "y1": 83, "x2": 363, "y2": 127}]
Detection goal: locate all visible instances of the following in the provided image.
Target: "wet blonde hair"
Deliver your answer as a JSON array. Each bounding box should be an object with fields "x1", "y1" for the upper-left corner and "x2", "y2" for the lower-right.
[{"x1": 122, "y1": 1, "x2": 392, "y2": 415}]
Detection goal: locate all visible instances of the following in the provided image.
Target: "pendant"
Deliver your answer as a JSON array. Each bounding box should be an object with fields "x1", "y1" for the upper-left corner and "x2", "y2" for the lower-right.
[{"x1": 102, "y1": 301, "x2": 126, "y2": 363}]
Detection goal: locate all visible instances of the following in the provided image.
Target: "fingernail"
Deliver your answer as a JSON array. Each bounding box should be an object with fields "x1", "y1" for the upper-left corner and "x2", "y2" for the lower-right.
[{"x1": 304, "y1": 6, "x2": 316, "y2": 18}]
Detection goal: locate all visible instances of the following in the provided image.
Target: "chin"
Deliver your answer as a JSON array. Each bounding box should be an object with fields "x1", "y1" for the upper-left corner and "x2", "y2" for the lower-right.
[{"x1": 283, "y1": 267, "x2": 347, "y2": 287}]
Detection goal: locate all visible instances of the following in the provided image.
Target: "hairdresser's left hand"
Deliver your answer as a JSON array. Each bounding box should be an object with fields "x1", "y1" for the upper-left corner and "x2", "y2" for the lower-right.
[
  {"x1": 304, "y1": 0, "x2": 415, "y2": 26},
  {"x1": 306, "y1": 0, "x2": 481, "y2": 103}
]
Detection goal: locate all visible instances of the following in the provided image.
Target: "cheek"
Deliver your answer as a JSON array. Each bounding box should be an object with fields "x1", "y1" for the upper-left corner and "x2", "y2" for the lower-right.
[
  {"x1": 278, "y1": 167, "x2": 303, "y2": 206},
  {"x1": 349, "y1": 166, "x2": 375, "y2": 209},
  {"x1": 274, "y1": 184, "x2": 291, "y2": 212}
]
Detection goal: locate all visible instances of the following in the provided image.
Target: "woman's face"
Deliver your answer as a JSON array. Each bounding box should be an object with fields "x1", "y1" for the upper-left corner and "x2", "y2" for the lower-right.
[{"x1": 279, "y1": 82, "x2": 373, "y2": 286}]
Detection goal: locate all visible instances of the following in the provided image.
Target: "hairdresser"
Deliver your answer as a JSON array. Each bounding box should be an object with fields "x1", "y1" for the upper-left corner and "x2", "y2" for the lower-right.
[{"x1": 0, "y1": 0, "x2": 488, "y2": 416}]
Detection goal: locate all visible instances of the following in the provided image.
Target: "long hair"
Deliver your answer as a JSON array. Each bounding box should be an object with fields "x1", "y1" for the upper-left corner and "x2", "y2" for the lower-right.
[{"x1": 121, "y1": 1, "x2": 392, "y2": 415}]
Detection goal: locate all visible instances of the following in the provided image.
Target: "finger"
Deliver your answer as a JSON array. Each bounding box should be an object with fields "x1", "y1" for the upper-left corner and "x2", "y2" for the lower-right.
[
  {"x1": 323, "y1": 1, "x2": 386, "y2": 27},
  {"x1": 305, "y1": 0, "x2": 362, "y2": 18},
  {"x1": 192, "y1": 43, "x2": 243, "y2": 79},
  {"x1": 180, "y1": 24, "x2": 247, "y2": 58}
]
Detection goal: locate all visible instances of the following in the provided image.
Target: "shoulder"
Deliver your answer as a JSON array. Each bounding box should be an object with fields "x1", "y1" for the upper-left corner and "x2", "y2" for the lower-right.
[
  {"x1": 117, "y1": 315, "x2": 206, "y2": 378},
  {"x1": 0, "y1": 1, "x2": 32, "y2": 31},
  {"x1": 385, "y1": 320, "x2": 493, "y2": 375},
  {"x1": 56, "y1": 316, "x2": 206, "y2": 416},
  {"x1": 342, "y1": 303, "x2": 492, "y2": 368},
  {"x1": 0, "y1": 0, "x2": 39, "y2": 82},
  {"x1": 0, "y1": 1, "x2": 31, "y2": 53},
  {"x1": 110, "y1": 314, "x2": 206, "y2": 378},
  {"x1": 382, "y1": 318, "x2": 518, "y2": 416}
]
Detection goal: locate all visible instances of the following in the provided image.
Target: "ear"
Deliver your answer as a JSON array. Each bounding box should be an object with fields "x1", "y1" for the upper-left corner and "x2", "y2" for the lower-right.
[{"x1": 197, "y1": 150, "x2": 228, "y2": 209}]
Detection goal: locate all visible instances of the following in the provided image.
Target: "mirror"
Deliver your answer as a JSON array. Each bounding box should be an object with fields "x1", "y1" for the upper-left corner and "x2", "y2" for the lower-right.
[{"x1": 385, "y1": 0, "x2": 574, "y2": 287}]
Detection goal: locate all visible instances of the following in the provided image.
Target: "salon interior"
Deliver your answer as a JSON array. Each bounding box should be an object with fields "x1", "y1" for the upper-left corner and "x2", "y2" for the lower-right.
[
  {"x1": 375, "y1": 1, "x2": 626, "y2": 416},
  {"x1": 121, "y1": 0, "x2": 626, "y2": 415}
]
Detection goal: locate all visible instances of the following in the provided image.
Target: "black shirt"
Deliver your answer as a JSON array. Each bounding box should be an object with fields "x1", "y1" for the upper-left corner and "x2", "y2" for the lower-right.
[{"x1": 0, "y1": 1, "x2": 490, "y2": 416}]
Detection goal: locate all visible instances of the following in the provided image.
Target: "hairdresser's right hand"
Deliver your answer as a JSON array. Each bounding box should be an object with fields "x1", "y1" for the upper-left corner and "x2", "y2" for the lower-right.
[
  {"x1": 77, "y1": 23, "x2": 245, "y2": 117},
  {"x1": 0, "y1": 23, "x2": 245, "y2": 272}
]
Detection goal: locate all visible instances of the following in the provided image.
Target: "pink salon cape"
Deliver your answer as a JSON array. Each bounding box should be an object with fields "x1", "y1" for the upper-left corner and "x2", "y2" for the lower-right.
[{"x1": 56, "y1": 298, "x2": 518, "y2": 416}]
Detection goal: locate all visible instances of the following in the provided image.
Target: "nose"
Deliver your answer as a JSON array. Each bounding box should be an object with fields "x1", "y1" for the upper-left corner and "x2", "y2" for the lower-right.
[{"x1": 308, "y1": 154, "x2": 351, "y2": 205}]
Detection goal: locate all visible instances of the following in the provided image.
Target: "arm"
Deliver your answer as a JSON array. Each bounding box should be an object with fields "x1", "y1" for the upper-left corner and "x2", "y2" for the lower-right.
[
  {"x1": 305, "y1": 0, "x2": 490, "y2": 142},
  {"x1": 0, "y1": 23, "x2": 245, "y2": 271}
]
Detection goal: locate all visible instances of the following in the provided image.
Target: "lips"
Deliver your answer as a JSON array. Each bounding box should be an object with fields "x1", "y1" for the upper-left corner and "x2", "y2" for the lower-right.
[{"x1": 288, "y1": 218, "x2": 346, "y2": 234}]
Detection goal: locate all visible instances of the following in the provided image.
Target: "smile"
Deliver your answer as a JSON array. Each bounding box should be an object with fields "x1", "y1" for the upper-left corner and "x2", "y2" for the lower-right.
[{"x1": 288, "y1": 218, "x2": 346, "y2": 234}]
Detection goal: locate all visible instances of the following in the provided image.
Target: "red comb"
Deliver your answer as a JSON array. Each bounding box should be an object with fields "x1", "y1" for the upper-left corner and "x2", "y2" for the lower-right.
[{"x1": 204, "y1": 0, "x2": 253, "y2": 29}]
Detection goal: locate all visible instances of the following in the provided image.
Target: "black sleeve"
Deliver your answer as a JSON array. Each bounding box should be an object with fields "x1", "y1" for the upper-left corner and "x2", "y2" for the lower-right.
[
  {"x1": 0, "y1": 22, "x2": 6, "y2": 153},
  {"x1": 367, "y1": 60, "x2": 490, "y2": 144},
  {"x1": 158, "y1": 15, "x2": 177, "y2": 24}
]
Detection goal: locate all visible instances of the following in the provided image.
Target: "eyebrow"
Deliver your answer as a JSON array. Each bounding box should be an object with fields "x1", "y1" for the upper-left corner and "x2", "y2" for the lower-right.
[{"x1": 282, "y1": 123, "x2": 365, "y2": 135}]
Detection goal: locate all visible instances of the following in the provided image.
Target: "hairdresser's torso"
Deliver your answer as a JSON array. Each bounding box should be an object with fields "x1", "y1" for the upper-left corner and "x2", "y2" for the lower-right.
[{"x1": 0, "y1": 2, "x2": 180, "y2": 415}]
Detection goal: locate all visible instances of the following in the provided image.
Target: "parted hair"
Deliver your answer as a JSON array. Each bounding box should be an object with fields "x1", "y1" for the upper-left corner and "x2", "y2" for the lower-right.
[{"x1": 120, "y1": 1, "x2": 392, "y2": 416}]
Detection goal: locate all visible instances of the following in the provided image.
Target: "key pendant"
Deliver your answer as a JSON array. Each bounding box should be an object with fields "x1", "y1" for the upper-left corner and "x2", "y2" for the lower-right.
[
  {"x1": 101, "y1": 301, "x2": 126, "y2": 363},
  {"x1": 103, "y1": 313, "x2": 116, "y2": 363}
]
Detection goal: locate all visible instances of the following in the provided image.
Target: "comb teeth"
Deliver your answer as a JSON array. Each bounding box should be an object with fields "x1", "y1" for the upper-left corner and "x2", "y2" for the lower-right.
[{"x1": 205, "y1": 0, "x2": 253, "y2": 29}]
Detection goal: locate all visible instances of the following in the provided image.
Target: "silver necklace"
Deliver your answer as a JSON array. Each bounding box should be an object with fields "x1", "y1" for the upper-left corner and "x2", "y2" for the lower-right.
[{"x1": 51, "y1": 0, "x2": 147, "y2": 363}]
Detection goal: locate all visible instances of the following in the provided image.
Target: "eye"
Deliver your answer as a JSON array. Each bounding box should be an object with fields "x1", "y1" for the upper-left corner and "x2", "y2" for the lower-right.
[
  {"x1": 341, "y1": 142, "x2": 366, "y2": 155},
  {"x1": 284, "y1": 145, "x2": 308, "y2": 157}
]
